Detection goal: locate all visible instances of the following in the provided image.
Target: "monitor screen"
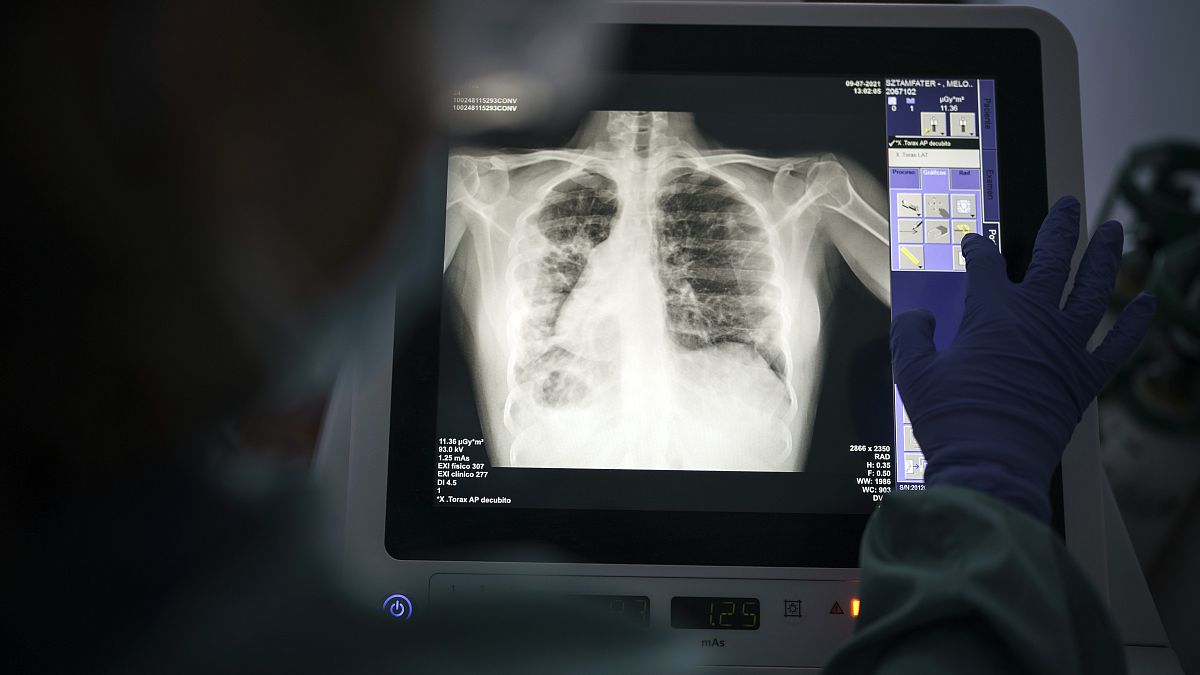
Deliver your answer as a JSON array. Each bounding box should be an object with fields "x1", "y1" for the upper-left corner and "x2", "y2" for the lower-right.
[
  {"x1": 386, "y1": 24, "x2": 1047, "y2": 566},
  {"x1": 436, "y1": 74, "x2": 999, "y2": 512}
]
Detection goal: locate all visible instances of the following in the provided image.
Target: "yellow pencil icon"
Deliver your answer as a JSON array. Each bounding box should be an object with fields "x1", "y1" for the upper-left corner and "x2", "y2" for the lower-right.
[{"x1": 900, "y1": 246, "x2": 922, "y2": 268}]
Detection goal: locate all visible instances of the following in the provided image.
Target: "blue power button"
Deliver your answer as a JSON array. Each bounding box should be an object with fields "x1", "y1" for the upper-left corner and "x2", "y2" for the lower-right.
[{"x1": 382, "y1": 594, "x2": 414, "y2": 620}]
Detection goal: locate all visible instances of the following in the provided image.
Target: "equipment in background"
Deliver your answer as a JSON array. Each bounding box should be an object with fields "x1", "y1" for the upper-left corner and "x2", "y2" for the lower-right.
[
  {"x1": 1099, "y1": 141, "x2": 1200, "y2": 432},
  {"x1": 1097, "y1": 143, "x2": 1199, "y2": 629},
  {"x1": 318, "y1": 4, "x2": 1181, "y2": 672}
]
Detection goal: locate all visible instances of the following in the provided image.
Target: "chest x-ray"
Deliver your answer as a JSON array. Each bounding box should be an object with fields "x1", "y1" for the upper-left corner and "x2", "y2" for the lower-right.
[{"x1": 443, "y1": 111, "x2": 889, "y2": 471}]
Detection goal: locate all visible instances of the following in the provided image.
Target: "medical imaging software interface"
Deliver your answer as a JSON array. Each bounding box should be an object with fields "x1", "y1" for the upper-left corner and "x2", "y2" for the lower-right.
[{"x1": 430, "y1": 76, "x2": 1001, "y2": 515}]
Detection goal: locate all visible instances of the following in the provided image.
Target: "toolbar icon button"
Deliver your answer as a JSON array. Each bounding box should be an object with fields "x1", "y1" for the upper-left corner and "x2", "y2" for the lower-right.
[
  {"x1": 950, "y1": 112, "x2": 977, "y2": 137},
  {"x1": 952, "y1": 193, "x2": 977, "y2": 218},
  {"x1": 921, "y1": 112, "x2": 947, "y2": 137},
  {"x1": 898, "y1": 245, "x2": 925, "y2": 271},
  {"x1": 896, "y1": 192, "x2": 923, "y2": 218}
]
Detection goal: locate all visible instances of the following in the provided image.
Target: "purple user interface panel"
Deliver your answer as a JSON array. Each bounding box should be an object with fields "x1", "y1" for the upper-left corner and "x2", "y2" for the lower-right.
[{"x1": 886, "y1": 79, "x2": 1001, "y2": 489}]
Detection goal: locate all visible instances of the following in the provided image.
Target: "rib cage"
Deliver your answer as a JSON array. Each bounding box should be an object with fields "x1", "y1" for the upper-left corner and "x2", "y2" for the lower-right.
[
  {"x1": 511, "y1": 169, "x2": 618, "y2": 407},
  {"x1": 445, "y1": 110, "x2": 892, "y2": 470},
  {"x1": 654, "y1": 166, "x2": 788, "y2": 382}
]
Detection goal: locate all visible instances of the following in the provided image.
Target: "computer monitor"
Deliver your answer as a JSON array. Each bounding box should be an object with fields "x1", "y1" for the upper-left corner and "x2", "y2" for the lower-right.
[{"x1": 321, "y1": 3, "x2": 1103, "y2": 668}]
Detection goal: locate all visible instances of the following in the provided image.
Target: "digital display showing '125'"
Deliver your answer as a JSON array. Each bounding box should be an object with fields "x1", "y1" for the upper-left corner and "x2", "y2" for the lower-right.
[{"x1": 670, "y1": 597, "x2": 760, "y2": 630}]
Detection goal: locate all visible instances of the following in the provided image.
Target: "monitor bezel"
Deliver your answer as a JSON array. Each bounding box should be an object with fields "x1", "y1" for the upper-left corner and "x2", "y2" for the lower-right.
[{"x1": 380, "y1": 21, "x2": 1059, "y2": 568}]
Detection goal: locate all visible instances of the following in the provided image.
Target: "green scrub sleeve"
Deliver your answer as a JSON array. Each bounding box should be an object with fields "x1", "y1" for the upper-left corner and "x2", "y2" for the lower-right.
[{"x1": 823, "y1": 486, "x2": 1127, "y2": 675}]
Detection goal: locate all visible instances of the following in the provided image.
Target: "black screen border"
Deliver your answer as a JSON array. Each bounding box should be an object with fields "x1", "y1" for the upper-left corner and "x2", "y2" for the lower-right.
[{"x1": 385, "y1": 25, "x2": 1054, "y2": 567}]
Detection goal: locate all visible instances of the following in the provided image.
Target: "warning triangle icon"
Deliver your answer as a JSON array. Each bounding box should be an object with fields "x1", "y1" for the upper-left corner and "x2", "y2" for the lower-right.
[{"x1": 829, "y1": 602, "x2": 844, "y2": 615}]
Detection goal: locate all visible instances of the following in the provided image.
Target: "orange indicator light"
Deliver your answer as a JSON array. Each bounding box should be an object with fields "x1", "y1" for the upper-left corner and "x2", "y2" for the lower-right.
[{"x1": 850, "y1": 598, "x2": 861, "y2": 617}]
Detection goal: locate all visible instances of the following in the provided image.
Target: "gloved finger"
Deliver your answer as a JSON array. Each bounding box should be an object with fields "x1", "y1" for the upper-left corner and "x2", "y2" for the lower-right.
[
  {"x1": 1063, "y1": 220, "x2": 1124, "y2": 341},
  {"x1": 1089, "y1": 292, "x2": 1156, "y2": 384},
  {"x1": 962, "y1": 232, "x2": 1007, "y2": 309},
  {"x1": 890, "y1": 309, "x2": 937, "y2": 383},
  {"x1": 1021, "y1": 196, "x2": 1082, "y2": 305}
]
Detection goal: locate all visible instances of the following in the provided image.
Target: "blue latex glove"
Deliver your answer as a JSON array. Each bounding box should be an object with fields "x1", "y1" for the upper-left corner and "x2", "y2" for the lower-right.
[{"x1": 890, "y1": 197, "x2": 1156, "y2": 522}]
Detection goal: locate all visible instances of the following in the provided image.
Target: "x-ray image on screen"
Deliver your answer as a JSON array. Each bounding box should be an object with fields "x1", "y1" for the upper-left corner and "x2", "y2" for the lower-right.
[{"x1": 441, "y1": 110, "x2": 889, "y2": 472}]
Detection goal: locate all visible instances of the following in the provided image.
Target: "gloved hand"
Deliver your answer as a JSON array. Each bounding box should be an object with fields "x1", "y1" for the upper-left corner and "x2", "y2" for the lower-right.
[{"x1": 890, "y1": 196, "x2": 1156, "y2": 522}]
